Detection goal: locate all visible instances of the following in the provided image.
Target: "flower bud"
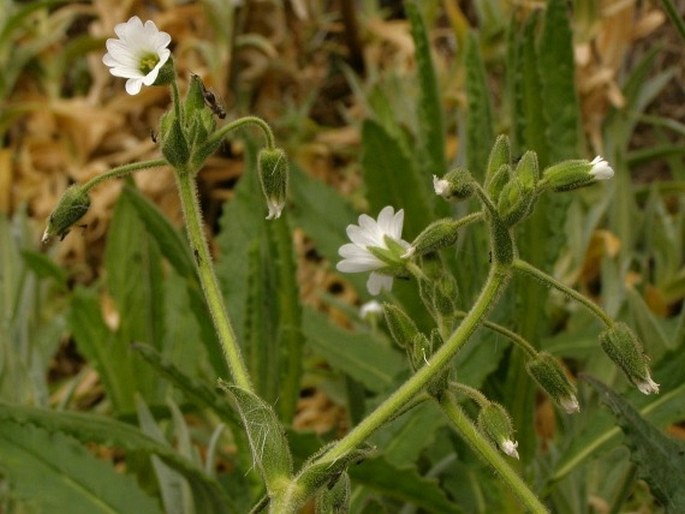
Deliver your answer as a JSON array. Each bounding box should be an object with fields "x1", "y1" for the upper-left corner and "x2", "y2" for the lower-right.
[
  {"x1": 599, "y1": 322, "x2": 659, "y2": 395},
  {"x1": 258, "y1": 147, "x2": 289, "y2": 220},
  {"x1": 477, "y1": 402, "x2": 519, "y2": 459},
  {"x1": 486, "y1": 164, "x2": 511, "y2": 202},
  {"x1": 383, "y1": 303, "x2": 420, "y2": 350},
  {"x1": 485, "y1": 135, "x2": 511, "y2": 188},
  {"x1": 403, "y1": 218, "x2": 463, "y2": 259},
  {"x1": 526, "y1": 352, "x2": 580, "y2": 414},
  {"x1": 542, "y1": 155, "x2": 614, "y2": 192},
  {"x1": 159, "y1": 111, "x2": 190, "y2": 167},
  {"x1": 433, "y1": 167, "x2": 474, "y2": 200},
  {"x1": 42, "y1": 185, "x2": 91, "y2": 243},
  {"x1": 514, "y1": 150, "x2": 539, "y2": 189}
]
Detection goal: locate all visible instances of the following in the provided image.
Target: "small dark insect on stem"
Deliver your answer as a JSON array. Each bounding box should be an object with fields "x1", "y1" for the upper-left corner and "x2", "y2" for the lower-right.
[{"x1": 192, "y1": 73, "x2": 226, "y2": 119}]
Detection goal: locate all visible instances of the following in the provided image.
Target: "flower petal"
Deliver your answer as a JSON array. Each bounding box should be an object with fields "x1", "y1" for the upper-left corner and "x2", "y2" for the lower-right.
[{"x1": 367, "y1": 272, "x2": 393, "y2": 295}]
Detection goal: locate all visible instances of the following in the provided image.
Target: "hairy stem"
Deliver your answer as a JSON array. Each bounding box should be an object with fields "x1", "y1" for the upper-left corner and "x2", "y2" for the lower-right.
[
  {"x1": 175, "y1": 164, "x2": 253, "y2": 390},
  {"x1": 513, "y1": 259, "x2": 613, "y2": 327},
  {"x1": 207, "y1": 115, "x2": 275, "y2": 150},
  {"x1": 81, "y1": 159, "x2": 167, "y2": 192}
]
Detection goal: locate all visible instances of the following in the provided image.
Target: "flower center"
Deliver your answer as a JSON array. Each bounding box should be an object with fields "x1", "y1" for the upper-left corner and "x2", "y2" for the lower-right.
[{"x1": 138, "y1": 52, "x2": 160, "y2": 74}]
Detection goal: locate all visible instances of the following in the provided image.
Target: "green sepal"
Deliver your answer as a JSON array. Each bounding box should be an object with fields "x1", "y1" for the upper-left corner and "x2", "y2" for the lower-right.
[
  {"x1": 42, "y1": 185, "x2": 91, "y2": 242},
  {"x1": 425, "y1": 330, "x2": 450, "y2": 397},
  {"x1": 485, "y1": 135, "x2": 511, "y2": 188},
  {"x1": 184, "y1": 74, "x2": 206, "y2": 116},
  {"x1": 542, "y1": 159, "x2": 594, "y2": 191},
  {"x1": 526, "y1": 352, "x2": 579, "y2": 413},
  {"x1": 383, "y1": 303, "x2": 421, "y2": 350},
  {"x1": 292, "y1": 443, "x2": 373, "y2": 508},
  {"x1": 406, "y1": 218, "x2": 463, "y2": 258},
  {"x1": 219, "y1": 382, "x2": 292, "y2": 494},
  {"x1": 316, "y1": 472, "x2": 351, "y2": 514},
  {"x1": 159, "y1": 111, "x2": 190, "y2": 167},
  {"x1": 258, "y1": 147, "x2": 289, "y2": 219},
  {"x1": 434, "y1": 166, "x2": 474, "y2": 200},
  {"x1": 514, "y1": 150, "x2": 539, "y2": 189},
  {"x1": 599, "y1": 322, "x2": 658, "y2": 394},
  {"x1": 477, "y1": 402, "x2": 517, "y2": 457},
  {"x1": 487, "y1": 164, "x2": 511, "y2": 201},
  {"x1": 151, "y1": 58, "x2": 175, "y2": 87}
]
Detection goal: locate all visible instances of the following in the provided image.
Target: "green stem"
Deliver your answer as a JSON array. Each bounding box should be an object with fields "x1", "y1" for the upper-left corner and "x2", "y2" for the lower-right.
[
  {"x1": 81, "y1": 159, "x2": 167, "y2": 193},
  {"x1": 449, "y1": 381, "x2": 489, "y2": 407},
  {"x1": 207, "y1": 115, "x2": 275, "y2": 150},
  {"x1": 453, "y1": 310, "x2": 538, "y2": 358},
  {"x1": 175, "y1": 165, "x2": 253, "y2": 391},
  {"x1": 315, "y1": 263, "x2": 511, "y2": 465},
  {"x1": 660, "y1": 0, "x2": 685, "y2": 43},
  {"x1": 439, "y1": 393, "x2": 549, "y2": 514},
  {"x1": 513, "y1": 259, "x2": 613, "y2": 327}
]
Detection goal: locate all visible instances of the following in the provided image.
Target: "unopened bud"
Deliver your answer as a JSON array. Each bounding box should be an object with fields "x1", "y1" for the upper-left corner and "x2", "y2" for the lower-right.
[
  {"x1": 42, "y1": 185, "x2": 91, "y2": 243},
  {"x1": 599, "y1": 322, "x2": 659, "y2": 395},
  {"x1": 477, "y1": 402, "x2": 519, "y2": 459},
  {"x1": 403, "y1": 218, "x2": 463, "y2": 258},
  {"x1": 514, "y1": 151, "x2": 539, "y2": 189},
  {"x1": 316, "y1": 472, "x2": 350, "y2": 514},
  {"x1": 258, "y1": 147, "x2": 289, "y2": 220},
  {"x1": 159, "y1": 111, "x2": 190, "y2": 167},
  {"x1": 485, "y1": 135, "x2": 511, "y2": 188},
  {"x1": 383, "y1": 303, "x2": 420, "y2": 350},
  {"x1": 433, "y1": 167, "x2": 474, "y2": 200},
  {"x1": 542, "y1": 155, "x2": 614, "y2": 192},
  {"x1": 486, "y1": 164, "x2": 511, "y2": 201},
  {"x1": 527, "y1": 352, "x2": 580, "y2": 414},
  {"x1": 497, "y1": 177, "x2": 535, "y2": 227}
]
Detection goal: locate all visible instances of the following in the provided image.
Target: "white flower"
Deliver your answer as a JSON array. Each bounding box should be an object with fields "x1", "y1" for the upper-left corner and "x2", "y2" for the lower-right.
[
  {"x1": 337, "y1": 206, "x2": 410, "y2": 296},
  {"x1": 433, "y1": 175, "x2": 450, "y2": 197},
  {"x1": 636, "y1": 374, "x2": 660, "y2": 395},
  {"x1": 500, "y1": 439, "x2": 519, "y2": 460},
  {"x1": 102, "y1": 16, "x2": 171, "y2": 95},
  {"x1": 589, "y1": 156, "x2": 614, "y2": 180},
  {"x1": 360, "y1": 300, "x2": 383, "y2": 319}
]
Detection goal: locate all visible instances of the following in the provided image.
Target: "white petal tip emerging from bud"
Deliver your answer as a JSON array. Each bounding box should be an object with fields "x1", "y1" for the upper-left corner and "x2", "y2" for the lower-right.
[
  {"x1": 501, "y1": 440, "x2": 519, "y2": 459},
  {"x1": 637, "y1": 375, "x2": 660, "y2": 395},
  {"x1": 401, "y1": 246, "x2": 415, "y2": 259},
  {"x1": 589, "y1": 156, "x2": 614, "y2": 180},
  {"x1": 265, "y1": 199, "x2": 285, "y2": 220},
  {"x1": 560, "y1": 396, "x2": 580, "y2": 414},
  {"x1": 433, "y1": 175, "x2": 450, "y2": 197},
  {"x1": 41, "y1": 229, "x2": 51, "y2": 244},
  {"x1": 360, "y1": 300, "x2": 383, "y2": 320}
]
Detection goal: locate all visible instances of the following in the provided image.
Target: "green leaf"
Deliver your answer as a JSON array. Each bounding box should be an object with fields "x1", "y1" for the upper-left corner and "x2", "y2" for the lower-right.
[
  {"x1": 219, "y1": 383, "x2": 292, "y2": 494},
  {"x1": 349, "y1": 456, "x2": 463, "y2": 514},
  {"x1": 68, "y1": 287, "x2": 135, "y2": 413},
  {"x1": 464, "y1": 30, "x2": 495, "y2": 180},
  {"x1": 361, "y1": 119, "x2": 433, "y2": 239},
  {"x1": 123, "y1": 185, "x2": 195, "y2": 279},
  {"x1": 0, "y1": 402, "x2": 233, "y2": 513},
  {"x1": 124, "y1": 186, "x2": 227, "y2": 377},
  {"x1": 406, "y1": 0, "x2": 445, "y2": 177},
  {"x1": 303, "y1": 308, "x2": 406, "y2": 393},
  {"x1": 584, "y1": 376, "x2": 685, "y2": 512},
  {"x1": 0, "y1": 420, "x2": 163, "y2": 514},
  {"x1": 131, "y1": 343, "x2": 239, "y2": 427},
  {"x1": 539, "y1": 0, "x2": 581, "y2": 162},
  {"x1": 20, "y1": 249, "x2": 67, "y2": 287},
  {"x1": 371, "y1": 401, "x2": 445, "y2": 467}
]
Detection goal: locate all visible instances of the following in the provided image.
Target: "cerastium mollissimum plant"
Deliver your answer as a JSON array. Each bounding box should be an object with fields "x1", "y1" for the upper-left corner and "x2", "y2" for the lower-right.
[{"x1": 38, "y1": 16, "x2": 660, "y2": 514}]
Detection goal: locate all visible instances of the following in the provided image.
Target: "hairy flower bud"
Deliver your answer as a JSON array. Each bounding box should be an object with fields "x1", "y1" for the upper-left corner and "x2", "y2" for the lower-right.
[
  {"x1": 485, "y1": 135, "x2": 511, "y2": 188},
  {"x1": 383, "y1": 303, "x2": 420, "y2": 350},
  {"x1": 477, "y1": 402, "x2": 519, "y2": 459},
  {"x1": 542, "y1": 156, "x2": 614, "y2": 192},
  {"x1": 527, "y1": 352, "x2": 579, "y2": 414},
  {"x1": 599, "y1": 322, "x2": 659, "y2": 394},
  {"x1": 403, "y1": 218, "x2": 463, "y2": 259},
  {"x1": 433, "y1": 167, "x2": 474, "y2": 200},
  {"x1": 159, "y1": 111, "x2": 190, "y2": 167},
  {"x1": 258, "y1": 147, "x2": 289, "y2": 220},
  {"x1": 42, "y1": 185, "x2": 91, "y2": 243},
  {"x1": 496, "y1": 151, "x2": 539, "y2": 226}
]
